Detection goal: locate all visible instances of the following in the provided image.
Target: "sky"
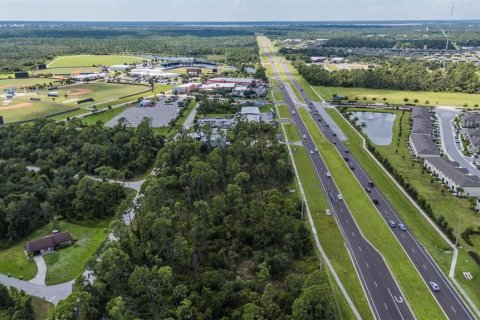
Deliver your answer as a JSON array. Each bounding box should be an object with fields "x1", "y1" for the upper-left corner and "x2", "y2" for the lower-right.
[{"x1": 0, "y1": 0, "x2": 479, "y2": 22}]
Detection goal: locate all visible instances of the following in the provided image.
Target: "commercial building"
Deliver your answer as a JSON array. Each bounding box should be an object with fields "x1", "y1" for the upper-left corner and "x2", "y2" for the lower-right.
[
  {"x1": 188, "y1": 128, "x2": 227, "y2": 148},
  {"x1": 108, "y1": 65, "x2": 133, "y2": 72},
  {"x1": 174, "y1": 82, "x2": 200, "y2": 94},
  {"x1": 14, "y1": 72, "x2": 28, "y2": 79},
  {"x1": 424, "y1": 157, "x2": 480, "y2": 197},
  {"x1": 207, "y1": 77, "x2": 260, "y2": 87},
  {"x1": 197, "y1": 118, "x2": 236, "y2": 129},
  {"x1": 199, "y1": 83, "x2": 236, "y2": 92},
  {"x1": 310, "y1": 56, "x2": 326, "y2": 63}
]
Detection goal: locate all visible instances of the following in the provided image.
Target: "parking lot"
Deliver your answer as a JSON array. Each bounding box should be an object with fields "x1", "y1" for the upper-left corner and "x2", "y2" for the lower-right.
[{"x1": 106, "y1": 94, "x2": 187, "y2": 128}]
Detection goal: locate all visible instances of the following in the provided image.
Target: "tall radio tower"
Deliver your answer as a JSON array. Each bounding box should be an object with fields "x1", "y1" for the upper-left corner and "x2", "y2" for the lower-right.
[{"x1": 443, "y1": 4, "x2": 454, "y2": 69}]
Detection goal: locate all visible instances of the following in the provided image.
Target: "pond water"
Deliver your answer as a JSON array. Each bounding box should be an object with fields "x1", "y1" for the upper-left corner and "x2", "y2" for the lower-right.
[{"x1": 350, "y1": 111, "x2": 396, "y2": 146}]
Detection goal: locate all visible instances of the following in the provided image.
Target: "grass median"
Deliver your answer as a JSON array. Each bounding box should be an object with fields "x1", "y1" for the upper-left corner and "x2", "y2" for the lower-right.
[
  {"x1": 299, "y1": 107, "x2": 446, "y2": 320},
  {"x1": 327, "y1": 106, "x2": 480, "y2": 310},
  {"x1": 287, "y1": 143, "x2": 373, "y2": 319}
]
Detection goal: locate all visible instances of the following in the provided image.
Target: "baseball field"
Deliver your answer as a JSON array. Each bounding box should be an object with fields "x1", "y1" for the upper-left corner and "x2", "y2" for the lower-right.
[
  {"x1": 0, "y1": 82, "x2": 151, "y2": 123},
  {"x1": 48, "y1": 55, "x2": 144, "y2": 68}
]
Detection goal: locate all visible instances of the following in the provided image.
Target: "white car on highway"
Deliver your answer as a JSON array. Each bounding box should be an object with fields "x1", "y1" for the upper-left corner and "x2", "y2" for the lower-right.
[{"x1": 337, "y1": 194, "x2": 343, "y2": 201}]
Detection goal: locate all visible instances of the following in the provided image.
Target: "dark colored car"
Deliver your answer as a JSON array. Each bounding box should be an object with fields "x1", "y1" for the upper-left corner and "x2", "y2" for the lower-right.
[{"x1": 372, "y1": 199, "x2": 379, "y2": 205}]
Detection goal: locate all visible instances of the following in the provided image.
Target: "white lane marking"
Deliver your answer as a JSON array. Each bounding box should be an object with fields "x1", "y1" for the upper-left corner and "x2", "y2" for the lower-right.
[
  {"x1": 358, "y1": 246, "x2": 362, "y2": 252},
  {"x1": 387, "y1": 288, "x2": 406, "y2": 320},
  {"x1": 48, "y1": 296, "x2": 56, "y2": 302},
  {"x1": 451, "y1": 306, "x2": 457, "y2": 313},
  {"x1": 366, "y1": 262, "x2": 370, "y2": 268},
  {"x1": 412, "y1": 248, "x2": 416, "y2": 253},
  {"x1": 402, "y1": 234, "x2": 405, "y2": 238},
  {"x1": 384, "y1": 303, "x2": 388, "y2": 310},
  {"x1": 423, "y1": 264, "x2": 427, "y2": 271},
  {"x1": 345, "y1": 219, "x2": 348, "y2": 224},
  {"x1": 351, "y1": 232, "x2": 355, "y2": 237},
  {"x1": 374, "y1": 281, "x2": 378, "y2": 287}
]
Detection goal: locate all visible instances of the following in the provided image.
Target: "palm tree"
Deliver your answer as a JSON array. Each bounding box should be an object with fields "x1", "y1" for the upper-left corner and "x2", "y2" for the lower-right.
[
  {"x1": 403, "y1": 97, "x2": 409, "y2": 103},
  {"x1": 413, "y1": 99, "x2": 419, "y2": 104},
  {"x1": 456, "y1": 186, "x2": 464, "y2": 197},
  {"x1": 425, "y1": 100, "x2": 430, "y2": 105},
  {"x1": 360, "y1": 122, "x2": 367, "y2": 129}
]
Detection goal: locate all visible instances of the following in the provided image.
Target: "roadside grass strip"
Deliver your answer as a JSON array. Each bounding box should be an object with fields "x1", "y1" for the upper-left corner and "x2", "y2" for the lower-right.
[
  {"x1": 328, "y1": 107, "x2": 480, "y2": 311},
  {"x1": 299, "y1": 108, "x2": 446, "y2": 320},
  {"x1": 290, "y1": 145, "x2": 374, "y2": 319}
]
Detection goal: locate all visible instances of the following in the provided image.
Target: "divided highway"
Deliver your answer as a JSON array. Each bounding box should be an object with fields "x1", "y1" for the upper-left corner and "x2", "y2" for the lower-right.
[
  {"x1": 275, "y1": 56, "x2": 475, "y2": 320},
  {"x1": 265, "y1": 52, "x2": 415, "y2": 320}
]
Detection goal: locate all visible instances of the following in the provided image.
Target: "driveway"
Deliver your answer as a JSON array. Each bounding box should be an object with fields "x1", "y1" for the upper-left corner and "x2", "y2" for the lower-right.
[
  {"x1": 29, "y1": 256, "x2": 47, "y2": 286},
  {"x1": 183, "y1": 103, "x2": 199, "y2": 129},
  {"x1": 436, "y1": 107, "x2": 480, "y2": 176},
  {"x1": 0, "y1": 274, "x2": 73, "y2": 305}
]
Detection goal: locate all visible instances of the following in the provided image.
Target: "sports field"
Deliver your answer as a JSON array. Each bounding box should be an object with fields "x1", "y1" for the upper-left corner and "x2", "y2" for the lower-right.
[
  {"x1": 32, "y1": 67, "x2": 101, "y2": 76},
  {"x1": 48, "y1": 55, "x2": 144, "y2": 68},
  {"x1": 314, "y1": 86, "x2": 480, "y2": 107},
  {"x1": 0, "y1": 82, "x2": 150, "y2": 123},
  {"x1": 0, "y1": 78, "x2": 62, "y2": 90}
]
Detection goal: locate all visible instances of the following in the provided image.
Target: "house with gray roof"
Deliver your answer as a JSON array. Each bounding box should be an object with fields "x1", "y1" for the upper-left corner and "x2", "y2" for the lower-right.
[
  {"x1": 411, "y1": 107, "x2": 431, "y2": 119},
  {"x1": 409, "y1": 134, "x2": 440, "y2": 158},
  {"x1": 462, "y1": 113, "x2": 480, "y2": 128},
  {"x1": 424, "y1": 157, "x2": 480, "y2": 196}
]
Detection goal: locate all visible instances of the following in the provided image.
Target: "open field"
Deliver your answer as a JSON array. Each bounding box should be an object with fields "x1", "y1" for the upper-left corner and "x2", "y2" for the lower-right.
[
  {"x1": 48, "y1": 55, "x2": 144, "y2": 68},
  {"x1": 0, "y1": 101, "x2": 78, "y2": 123},
  {"x1": 0, "y1": 78, "x2": 62, "y2": 90},
  {"x1": 299, "y1": 108, "x2": 446, "y2": 319},
  {"x1": 314, "y1": 86, "x2": 480, "y2": 107},
  {"x1": 328, "y1": 107, "x2": 480, "y2": 309},
  {"x1": 32, "y1": 67, "x2": 101, "y2": 76},
  {"x1": 43, "y1": 220, "x2": 110, "y2": 285}
]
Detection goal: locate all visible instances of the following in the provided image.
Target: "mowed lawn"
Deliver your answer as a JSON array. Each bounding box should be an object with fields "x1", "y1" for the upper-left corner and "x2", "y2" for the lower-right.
[
  {"x1": 48, "y1": 55, "x2": 144, "y2": 68},
  {"x1": 0, "y1": 78, "x2": 61, "y2": 90},
  {"x1": 0, "y1": 219, "x2": 110, "y2": 284},
  {"x1": 0, "y1": 100, "x2": 78, "y2": 123},
  {"x1": 314, "y1": 86, "x2": 480, "y2": 107},
  {"x1": 299, "y1": 108, "x2": 446, "y2": 319},
  {"x1": 43, "y1": 220, "x2": 110, "y2": 285},
  {"x1": 277, "y1": 105, "x2": 291, "y2": 118},
  {"x1": 32, "y1": 67, "x2": 101, "y2": 76}
]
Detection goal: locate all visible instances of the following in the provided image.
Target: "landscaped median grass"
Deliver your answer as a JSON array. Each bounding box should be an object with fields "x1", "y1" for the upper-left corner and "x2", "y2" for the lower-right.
[
  {"x1": 283, "y1": 123, "x2": 301, "y2": 141},
  {"x1": 327, "y1": 108, "x2": 452, "y2": 272},
  {"x1": 290, "y1": 145, "x2": 373, "y2": 319},
  {"x1": 328, "y1": 106, "x2": 480, "y2": 310},
  {"x1": 298, "y1": 108, "x2": 446, "y2": 320},
  {"x1": 277, "y1": 105, "x2": 291, "y2": 119}
]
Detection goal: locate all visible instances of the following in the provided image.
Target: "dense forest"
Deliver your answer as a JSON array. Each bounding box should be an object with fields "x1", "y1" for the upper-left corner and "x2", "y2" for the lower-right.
[
  {"x1": 0, "y1": 284, "x2": 34, "y2": 320},
  {"x1": 0, "y1": 26, "x2": 259, "y2": 73},
  {"x1": 294, "y1": 58, "x2": 480, "y2": 93},
  {"x1": 0, "y1": 118, "x2": 162, "y2": 244},
  {"x1": 51, "y1": 122, "x2": 338, "y2": 319},
  {"x1": 0, "y1": 118, "x2": 162, "y2": 178}
]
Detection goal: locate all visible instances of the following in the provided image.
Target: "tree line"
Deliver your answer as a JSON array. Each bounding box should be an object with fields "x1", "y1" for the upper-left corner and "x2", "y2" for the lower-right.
[
  {"x1": 51, "y1": 122, "x2": 339, "y2": 319},
  {"x1": 294, "y1": 58, "x2": 480, "y2": 94},
  {"x1": 0, "y1": 285, "x2": 34, "y2": 320}
]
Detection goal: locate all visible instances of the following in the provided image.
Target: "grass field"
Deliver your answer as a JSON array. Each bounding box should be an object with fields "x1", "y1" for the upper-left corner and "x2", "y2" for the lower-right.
[
  {"x1": 81, "y1": 104, "x2": 133, "y2": 125},
  {"x1": 43, "y1": 220, "x2": 110, "y2": 285},
  {"x1": 299, "y1": 108, "x2": 446, "y2": 319},
  {"x1": 314, "y1": 86, "x2": 480, "y2": 107},
  {"x1": 0, "y1": 78, "x2": 62, "y2": 90},
  {"x1": 328, "y1": 107, "x2": 480, "y2": 309},
  {"x1": 1, "y1": 82, "x2": 151, "y2": 123},
  {"x1": 32, "y1": 67, "x2": 100, "y2": 76},
  {"x1": 277, "y1": 105, "x2": 291, "y2": 118},
  {"x1": 48, "y1": 55, "x2": 144, "y2": 68},
  {"x1": 31, "y1": 297, "x2": 54, "y2": 320}
]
